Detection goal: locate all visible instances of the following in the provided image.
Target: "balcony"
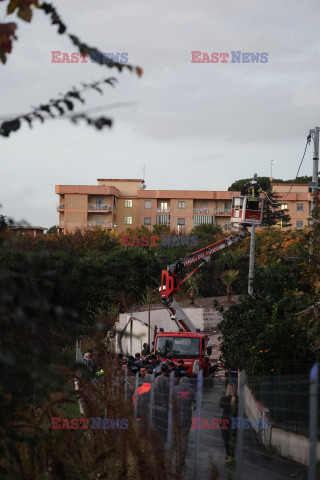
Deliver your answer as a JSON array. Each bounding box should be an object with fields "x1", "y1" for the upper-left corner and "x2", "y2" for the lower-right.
[
  {"x1": 193, "y1": 208, "x2": 231, "y2": 216},
  {"x1": 156, "y1": 208, "x2": 170, "y2": 214},
  {"x1": 156, "y1": 214, "x2": 170, "y2": 226},
  {"x1": 87, "y1": 221, "x2": 113, "y2": 229},
  {"x1": 87, "y1": 204, "x2": 115, "y2": 212},
  {"x1": 57, "y1": 203, "x2": 65, "y2": 211},
  {"x1": 58, "y1": 222, "x2": 65, "y2": 228}
]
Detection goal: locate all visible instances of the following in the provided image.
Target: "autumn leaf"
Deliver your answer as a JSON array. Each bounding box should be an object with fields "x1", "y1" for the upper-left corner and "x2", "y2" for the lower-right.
[
  {"x1": 0, "y1": 22, "x2": 17, "y2": 63},
  {"x1": 136, "y1": 66, "x2": 143, "y2": 77}
]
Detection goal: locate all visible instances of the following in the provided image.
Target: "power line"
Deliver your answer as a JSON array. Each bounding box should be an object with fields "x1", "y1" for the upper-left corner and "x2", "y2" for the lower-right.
[{"x1": 281, "y1": 136, "x2": 311, "y2": 201}]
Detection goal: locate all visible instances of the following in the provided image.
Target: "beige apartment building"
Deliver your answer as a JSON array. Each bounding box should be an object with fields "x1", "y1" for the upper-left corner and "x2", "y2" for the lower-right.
[
  {"x1": 271, "y1": 183, "x2": 312, "y2": 229},
  {"x1": 55, "y1": 179, "x2": 312, "y2": 234},
  {"x1": 56, "y1": 179, "x2": 236, "y2": 234}
]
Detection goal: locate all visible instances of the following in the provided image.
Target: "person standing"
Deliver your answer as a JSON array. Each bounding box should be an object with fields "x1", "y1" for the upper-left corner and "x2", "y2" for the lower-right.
[
  {"x1": 153, "y1": 365, "x2": 169, "y2": 440},
  {"x1": 219, "y1": 383, "x2": 238, "y2": 462},
  {"x1": 172, "y1": 374, "x2": 195, "y2": 470}
]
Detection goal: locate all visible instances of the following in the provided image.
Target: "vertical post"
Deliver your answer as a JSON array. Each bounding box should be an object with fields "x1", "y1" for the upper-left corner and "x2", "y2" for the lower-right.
[
  {"x1": 148, "y1": 290, "x2": 151, "y2": 347},
  {"x1": 248, "y1": 225, "x2": 256, "y2": 295},
  {"x1": 308, "y1": 363, "x2": 319, "y2": 480},
  {"x1": 149, "y1": 372, "x2": 155, "y2": 426},
  {"x1": 235, "y1": 370, "x2": 246, "y2": 480},
  {"x1": 124, "y1": 367, "x2": 128, "y2": 401},
  {"x1": 130, "y1": 317, "x2": 133, "y2": 356},
  {"x1": 311, "y1": 127, "x2": 319, "y2": 218},
  {"x1": 134, "y1": 371, "x2": 139, "y2": 422},
  {"x1": 194, "y1": 369, "x2": 203, "y2": 480},
  {"x1": 166, "y1": 371, "x2": 175, "y2": 449}
]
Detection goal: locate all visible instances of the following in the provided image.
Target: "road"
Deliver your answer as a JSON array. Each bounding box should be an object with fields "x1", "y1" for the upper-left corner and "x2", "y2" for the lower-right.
[{"x1": 181, "y1": 379, "x2": 308, "y2": 480}]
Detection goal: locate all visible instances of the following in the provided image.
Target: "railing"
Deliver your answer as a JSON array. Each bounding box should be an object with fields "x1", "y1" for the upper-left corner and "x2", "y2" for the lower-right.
[
  {"x1": 193, "y1": 208, "x2": 231, "y2": 215},
  {"x1": 87, "y1": 222, "x2": 113, "y2": 228},
  {"x1": 87, "y1": 204, "x2": 114, "y2": 212},
  {"x1": 57, "y1": 203, "x2": 65, "y2": 210},
  {"x1": 156, "y1": 208, "x2": 170, "y2": 213},
  {"x1": 58, "y1": 222, "x2": 65, "y2": 228}
]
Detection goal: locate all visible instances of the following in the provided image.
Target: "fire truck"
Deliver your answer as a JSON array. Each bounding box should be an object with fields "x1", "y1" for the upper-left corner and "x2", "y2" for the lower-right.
[{"x1": 154, "y1": 175, "x2": 264, "y2": 376}]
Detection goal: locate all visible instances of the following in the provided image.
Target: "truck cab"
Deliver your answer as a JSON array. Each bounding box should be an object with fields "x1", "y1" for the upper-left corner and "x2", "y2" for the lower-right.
[{"x1": 154, "y1": 330, "x2": 210, "y2": 376}]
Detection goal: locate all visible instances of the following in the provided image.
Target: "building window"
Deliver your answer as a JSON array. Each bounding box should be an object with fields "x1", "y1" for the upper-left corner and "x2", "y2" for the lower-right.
[
  {"x1": 144, "y1": 200, "x2": 152, "y2": 209},
  {"x1": 156, "y1": 214, "x2": 170, "y2": 226},
  {"x1": 177, "y1": 218, "x2": 185, "y2": 225},
  {"x1": 224, "y1": 202, "x2": 230, "y2": 211},
  {"x1": 296, "y1": 220, "x2": 303, "y2": 229},
  {"x1": 160, "y1": 202, "x2": 168, "y2": 212},
  {"x1": 178, "y1": 201, "x2": 185, "y2": 209},
  {"x1": 281, "y1": 204, "x2": 288, "y2": 210},
  {"x1": 297, "y1": 204, "x2": 304, "y2": 211},
  {"x1": 124, "y1": 216, "x2": 132, "y2": 225},
  {"x1": 144, "y1": 217, "x2": 151, "y2": 225},
  {"x1": 124, "y1": 199, "x2": 133, "y2": 208}
]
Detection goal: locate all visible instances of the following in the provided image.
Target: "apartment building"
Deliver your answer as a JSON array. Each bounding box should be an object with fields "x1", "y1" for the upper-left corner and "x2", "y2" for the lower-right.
[
  {"x1": 55, "y1": 179, "x2": 313, "y2": 233},
  {"x1": 56, "y1": 179, "x2": 236, "y2": 233},
  {"x1": 271, "y1": 183, "x2": 312, "y2": 229}
]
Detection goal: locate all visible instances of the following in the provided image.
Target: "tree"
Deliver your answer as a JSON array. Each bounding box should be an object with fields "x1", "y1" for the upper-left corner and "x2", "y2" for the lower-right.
[
  {"x1": 219, "y1": 263, "x2": 315, "y2": 375},
  {"x1": 190, "y1": 224, "x2": 223, "y2": 248},
  {"x1": 186, "y1": 275, "x2": 200, "y2": 304},
  {"x1": 262, "y1": 191, "x2": 291, "y2": 227},
  {"x1": 228, "y1": 177, "x2": 271, "y2": 192},
  {"x1": 220, "y1": 269, "x2": 239, "y2": 303},
  {"x1": 47, "y1": 225, "x2": 58, "y2": 235}
]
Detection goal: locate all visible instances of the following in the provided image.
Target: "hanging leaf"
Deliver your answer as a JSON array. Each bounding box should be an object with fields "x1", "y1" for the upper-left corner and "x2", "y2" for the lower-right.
[
  {"x1": 0, "y1": 118, "x2": 20, "y2": 137},
  {"x1": 23, "y1": 116, "x2": 33, "y2": 128},
  {"x1": 63, "y1": 99, "x2": 74, "y2": 111}
]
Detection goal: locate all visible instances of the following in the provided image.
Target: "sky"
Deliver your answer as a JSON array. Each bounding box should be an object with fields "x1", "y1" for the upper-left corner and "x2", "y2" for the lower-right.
[{"x1": 1, "y1": 0, "x2": 320, "y2": 227}]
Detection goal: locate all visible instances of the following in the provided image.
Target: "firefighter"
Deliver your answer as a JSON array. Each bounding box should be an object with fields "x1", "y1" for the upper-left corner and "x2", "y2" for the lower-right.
[
  {"x1": 172, "y1": 373, "x2": 195, "y2": 470},
  {"x1": 240, "y1": 175, "x2": 262, "y2": 211}
]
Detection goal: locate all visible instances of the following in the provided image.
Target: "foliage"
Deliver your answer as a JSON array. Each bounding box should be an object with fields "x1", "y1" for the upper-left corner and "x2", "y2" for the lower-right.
[
  {"x1": 0, "y1": 77, "x2": 118, "y2": 137},
  {"x1": 47, "y1": 225, "x2": 58, "y2": 235},
  {"x1": 0, "y1": 0, "x2": 143, "y2": 136},
  {"x1": 219, "y1": 263, "x2": 315, "y2": 375},
  {"x1": 220, "y1": 269, "x2": 239, "y2": 302},
  {"x1": 228, "y1": 177, "x2": 271, "y2": 193},
  {"x1": 273, "y1": 176, "x2": 314, "y2": 184},
  {"x1": 190, "y1": 223, "x2": 223, "y2": 247},
  {"x1": 262, "y1": 191, "x2": 291, "y2": 227}
]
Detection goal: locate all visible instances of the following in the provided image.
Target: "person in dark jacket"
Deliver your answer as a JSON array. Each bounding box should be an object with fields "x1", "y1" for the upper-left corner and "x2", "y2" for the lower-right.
[
  {"x1": 176, "y1": 359, "x2": 187, "y2": 377},
  {"x1": 141, "y1": 343, "x2": 150, "y2": 356},
  {"x1": 153, "y1": 365, "x2": 169, "y2": 440},
  {"x1": 173, "y1": 374, "x2": 195, "y2": 469},
  {"x1": 219, "y1": 383, "x2": 238, "y2": 461}
]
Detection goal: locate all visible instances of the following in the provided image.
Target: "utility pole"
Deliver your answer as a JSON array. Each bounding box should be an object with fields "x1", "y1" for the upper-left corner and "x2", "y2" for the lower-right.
[
  {"x1": 248, "y1": 224, "x2": 256, "y2": 295},
  {"x1": 247, "y1": 173, "x2": 259, "y2": 295},
  {"x1": 310, "y1": 127, "x2": 319, "y2": 218}
]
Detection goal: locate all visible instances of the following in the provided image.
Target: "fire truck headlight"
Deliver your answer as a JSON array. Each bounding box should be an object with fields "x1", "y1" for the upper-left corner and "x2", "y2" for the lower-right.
[{"x1": 192, "y1": 360, "x2": 200, "y2": 374}]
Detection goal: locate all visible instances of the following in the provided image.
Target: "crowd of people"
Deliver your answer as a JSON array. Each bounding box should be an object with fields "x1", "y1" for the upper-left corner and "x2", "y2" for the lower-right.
[{"x1": 83, "y1": 343, "x2": 239, "y2": 467}]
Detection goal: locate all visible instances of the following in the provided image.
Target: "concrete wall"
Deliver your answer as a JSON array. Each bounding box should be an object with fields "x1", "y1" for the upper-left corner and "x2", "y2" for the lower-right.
[{"x1": 244, "y1": 383, "x2": 320, "y2": 465}]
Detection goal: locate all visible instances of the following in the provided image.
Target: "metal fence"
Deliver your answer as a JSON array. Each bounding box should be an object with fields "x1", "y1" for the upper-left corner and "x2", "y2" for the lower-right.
[
  {"x1": 128, "y1": 366, "x2": 319, "y2": 480},
  {"x1": 76, "y1": 342, "x2": 319, "y2": 480}
]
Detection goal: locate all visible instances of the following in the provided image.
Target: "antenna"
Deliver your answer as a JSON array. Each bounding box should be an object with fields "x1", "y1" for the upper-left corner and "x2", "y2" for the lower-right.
[
  {"x1": 271, "y1": 159, "x2": 273, "y2": 178},
  {"x1": 142, "y1": 164, "x2": 145, "y2": 182}
]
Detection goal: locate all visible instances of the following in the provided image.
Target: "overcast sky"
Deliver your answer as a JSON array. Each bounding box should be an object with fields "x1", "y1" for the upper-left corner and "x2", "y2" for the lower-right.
[{"x1": 1, "y1": 0, "x2": 320, "y2": 227}]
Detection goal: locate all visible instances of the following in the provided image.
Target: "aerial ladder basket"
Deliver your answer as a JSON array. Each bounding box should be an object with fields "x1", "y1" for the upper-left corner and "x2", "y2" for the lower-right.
[{"x1": 230, "y1": 195, "x2": 264, "y2": 226}]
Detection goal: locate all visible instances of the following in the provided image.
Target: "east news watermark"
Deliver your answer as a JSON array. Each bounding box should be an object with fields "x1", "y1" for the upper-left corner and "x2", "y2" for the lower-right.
[
  {"x1": 121, "y1": 234, "x2": 199, "y2": 247},
  {"x1": 191, "y1": 51, "x2": 268, "y2": 63},
  {"x1": 51, "y1": 51, "x2": 129, "y2": 64}
]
